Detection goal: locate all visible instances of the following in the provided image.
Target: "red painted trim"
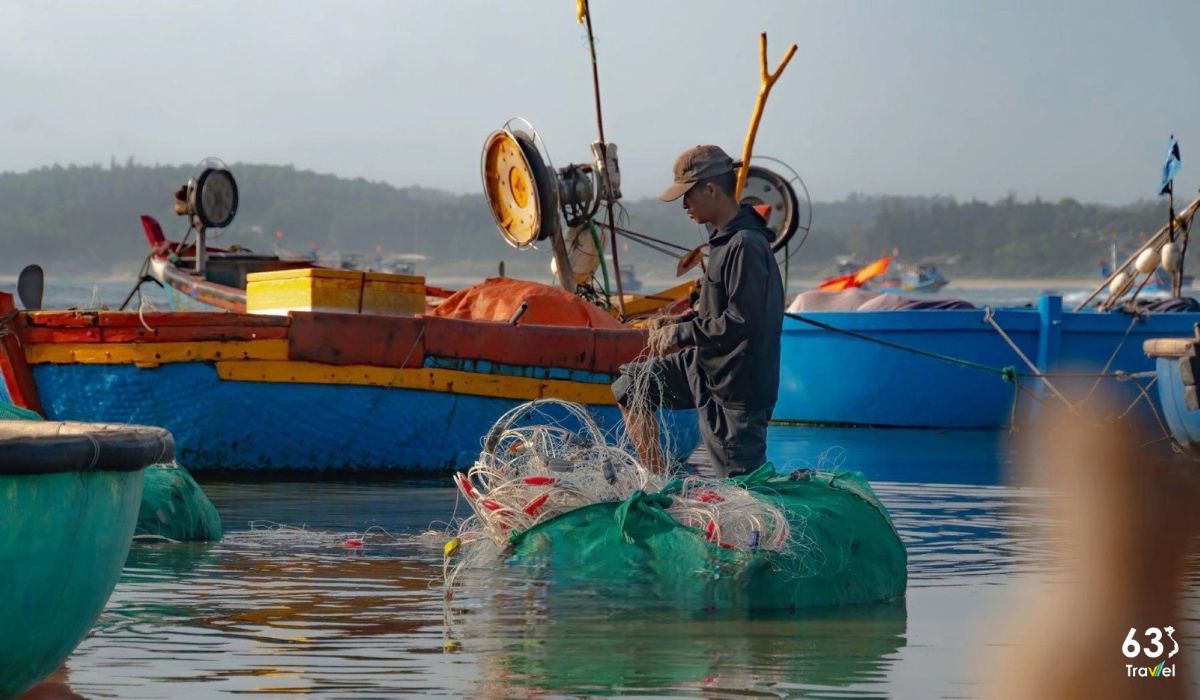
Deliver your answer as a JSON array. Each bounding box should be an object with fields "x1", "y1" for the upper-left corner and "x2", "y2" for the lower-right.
[
  {"x1": 96, "y1": 312, "x2": 288, "y2": 328},
  {"x1": 25, "y1": 311, "x2": 288, "y2": 329},
  {"x1": 288, "y1": 312, "x2": 426, "y2": 368},
  {"x1": 424, "y1": 316, "x2": 596, "y2": 371},
  {"x1": 17, "y1": 301, "x2": 648, "y2": 376},
  {"x1": 100, "y1": 326, "x2": 290, "y2": 343},
  {"x1": 21, "y1": 327, "x2": 103, "y2": 344},
  {"x1": 0, "y1": 293, "x2": 44, "y2": 415},
  {"x1": 593, "y1": 328, "x2": 649, "y2": 374}
]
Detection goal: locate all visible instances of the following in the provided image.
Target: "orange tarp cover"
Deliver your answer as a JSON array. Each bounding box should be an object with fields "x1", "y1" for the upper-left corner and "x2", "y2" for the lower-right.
[{"x1": 431, "y1": 277, "x2": 624, "y2": 329}]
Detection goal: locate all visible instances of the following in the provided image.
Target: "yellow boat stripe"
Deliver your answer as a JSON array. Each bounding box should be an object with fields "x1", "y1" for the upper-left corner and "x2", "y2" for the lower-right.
[
  {"x1": 215, "y1": 361, "x2": 617, "y2": 404},
  {"x1": 23, "y1": 340, "x2": 616, "y2": 403},
  {"x1": 25, "y1": 340, "x2": 289, "y2": 367}
]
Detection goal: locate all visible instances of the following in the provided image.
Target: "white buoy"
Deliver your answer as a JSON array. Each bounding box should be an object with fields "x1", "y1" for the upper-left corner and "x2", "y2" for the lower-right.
[
  {"x1": 1109, "y1": 271, "x2": 1132, "y2": 297},
  {"x1": 549, "y1": 224, "x2": 606, "y2": 285},
  {"x1": 1135, "y1": 247, "x2": 1161, "y2": 274},
  {"x1": 1162, "y1": 242, "x2": 1183, "y2": 272}
]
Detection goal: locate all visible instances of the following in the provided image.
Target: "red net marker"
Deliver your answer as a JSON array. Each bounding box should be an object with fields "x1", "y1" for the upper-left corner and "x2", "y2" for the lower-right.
[
  {"x1": 523, "y1": 493, "x2": 550, "y2": 515},
  {"x1": 456, "y1": 474, "x2": 476, "y2": 499}
]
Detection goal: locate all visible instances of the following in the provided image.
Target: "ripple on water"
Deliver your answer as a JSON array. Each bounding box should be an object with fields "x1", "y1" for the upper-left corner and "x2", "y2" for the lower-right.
[{"x1": 43, "y1": 475, "x2": 1073, "y2": 698}]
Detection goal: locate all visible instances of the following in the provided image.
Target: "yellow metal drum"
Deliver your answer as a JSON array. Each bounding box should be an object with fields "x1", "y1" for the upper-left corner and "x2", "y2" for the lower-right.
[{"x1": 482, "y1": 130, "x2": 554, "y2": 248}]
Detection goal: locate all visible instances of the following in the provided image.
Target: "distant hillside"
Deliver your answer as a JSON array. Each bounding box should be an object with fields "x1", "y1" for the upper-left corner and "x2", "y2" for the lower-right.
[{"x1": 0, "y1": 161, "x2": 1185, "y2": 279}]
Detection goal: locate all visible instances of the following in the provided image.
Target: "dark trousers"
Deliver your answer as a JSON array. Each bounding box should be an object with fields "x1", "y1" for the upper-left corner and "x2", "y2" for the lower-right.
[{"x1": 611, "y1": 348, "x2": 772, "y2": 478}]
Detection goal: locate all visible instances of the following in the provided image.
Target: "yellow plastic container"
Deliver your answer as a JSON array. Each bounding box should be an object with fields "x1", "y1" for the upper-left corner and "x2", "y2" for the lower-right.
[
  {"x1": 245, "y1": 268, "x2": 364, "y2": 315},
  {"x1": 245, "y1": 268, "x2": 426, "y2": 316},
  {"x1": 363, "y1": 271, "x2": 426, "y2": 315}
]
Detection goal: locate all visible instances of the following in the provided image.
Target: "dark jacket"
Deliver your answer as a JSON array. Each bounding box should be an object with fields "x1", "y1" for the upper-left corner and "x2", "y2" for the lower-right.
[{"x1": 671, "y1": 205, "x2": 784, "y2": 410}]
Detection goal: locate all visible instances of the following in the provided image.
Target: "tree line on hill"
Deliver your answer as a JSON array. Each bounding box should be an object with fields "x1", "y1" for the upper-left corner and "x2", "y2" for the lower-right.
[{"x1": 0, "y1": 160, "x2": 1186, "y2": 279}]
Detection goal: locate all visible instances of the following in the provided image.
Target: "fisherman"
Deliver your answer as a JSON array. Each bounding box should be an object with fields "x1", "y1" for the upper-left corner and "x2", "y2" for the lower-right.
[{"x1": 612, "y1": 144, "x2": 784, "y2": 478}]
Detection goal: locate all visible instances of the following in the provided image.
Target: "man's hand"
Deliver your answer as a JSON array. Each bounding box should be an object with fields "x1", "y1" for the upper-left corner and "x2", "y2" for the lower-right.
[
  {"x1": 648, "y1": 316, "x2": 676, "y2": 333},
  {"x1": 646, "y1": 310, "x2": 697, "y2": 331},
  {"x1": 647, "y1": 324, "x2": 678, "y2": 357}
]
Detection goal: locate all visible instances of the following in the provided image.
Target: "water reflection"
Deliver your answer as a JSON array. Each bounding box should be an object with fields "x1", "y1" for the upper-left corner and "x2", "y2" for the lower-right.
[
  {"x1": 769, "y1": 424, "x2": 1011, "y2": 485},
  {"x1": 46, "y1": 470, "x2": 1067, "y2": 697},
  {"x1": 458, "y1": 601, "x2": 907, "y2": 697}
]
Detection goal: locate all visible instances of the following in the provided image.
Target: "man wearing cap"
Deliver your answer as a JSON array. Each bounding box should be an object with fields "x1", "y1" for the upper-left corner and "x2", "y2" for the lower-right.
[{"x1": 612, "y1": 144, "x2": 784, "y2": 478}]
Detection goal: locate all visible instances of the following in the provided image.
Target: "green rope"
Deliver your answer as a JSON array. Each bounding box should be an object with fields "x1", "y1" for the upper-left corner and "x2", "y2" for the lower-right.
[
  {"x1": 589, "y1": 220, "x2": 612, "y2": 301},
  {"x1": 785, "y1": 311, "x2": 1152, "y2": 384},
  {"x1": 785, "y1": 311, "x2": 1016, "y2": 380}
]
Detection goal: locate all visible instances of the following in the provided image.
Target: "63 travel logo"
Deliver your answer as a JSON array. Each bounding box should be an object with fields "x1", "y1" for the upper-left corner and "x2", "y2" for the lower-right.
[{"x1": 1123, "y1": 626, "x2": 1180, "y2": 678}]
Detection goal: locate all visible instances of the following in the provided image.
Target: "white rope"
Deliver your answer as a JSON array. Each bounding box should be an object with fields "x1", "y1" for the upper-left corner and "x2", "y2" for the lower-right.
[
  {"x1": 441, "y1": 363, "x2": 795, "y2": 596},
  {"x1": 982, "y1": 308, "x2": 1075, "y2": 411}
]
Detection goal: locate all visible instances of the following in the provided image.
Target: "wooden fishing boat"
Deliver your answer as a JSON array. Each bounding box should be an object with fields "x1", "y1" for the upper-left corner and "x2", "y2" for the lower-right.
[
  {"x1": 0, "y1": 142, "x2": 718, "y2": 474},
  {"x1": 780, "y1": 195, "x2": 1200, "y2": 430},
  {"x1": 0, "y1": 22, "x2": 817, "y2": 476},
  {"x1": 0, "y1": 418, "x2": 172, "y2": 698},
  {"x1": 0, "y1": 290, "x2": 698, "y2": 473}
]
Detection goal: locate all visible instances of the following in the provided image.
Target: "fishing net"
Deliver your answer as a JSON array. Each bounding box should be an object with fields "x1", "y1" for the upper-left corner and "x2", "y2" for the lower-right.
[
  {"x1": 136, "y1": 464, "x2": 223, "y2": 543},
  {"x1": 442, "y1": 357, "x2": 907, "y2": 610}
]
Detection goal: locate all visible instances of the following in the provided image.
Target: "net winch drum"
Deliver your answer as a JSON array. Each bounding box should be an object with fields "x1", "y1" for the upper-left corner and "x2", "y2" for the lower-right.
[
  {"x1": 739, "y1": 164, "x2": 801, "y2": 252},
  {"x1": 481, "y1": 121, "x2": 809, "y2": 287},
  {"x1": 175, "y1": 159, "x2": 239, "y2": 230},
  {"x1": 481, "y1": 129, "x2": 561, "y2": 248},
  {"x1": 168, "y1": 158, "x2": 239, "y2": 276}
]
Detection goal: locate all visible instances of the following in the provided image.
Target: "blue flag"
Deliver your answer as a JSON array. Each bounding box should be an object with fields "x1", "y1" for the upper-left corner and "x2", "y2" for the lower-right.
[{"x1": 1160, "y1": 135, "x2": 1182, "y2": 195}]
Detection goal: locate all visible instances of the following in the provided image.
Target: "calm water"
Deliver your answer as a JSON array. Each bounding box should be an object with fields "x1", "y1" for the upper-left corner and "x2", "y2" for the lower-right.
[
  {"x1": 9, "y1": 278, "x2": 1200, "y2": 696},
  {"x1": 30, "y1": 426, "x2": 1192, "y2": 699}
]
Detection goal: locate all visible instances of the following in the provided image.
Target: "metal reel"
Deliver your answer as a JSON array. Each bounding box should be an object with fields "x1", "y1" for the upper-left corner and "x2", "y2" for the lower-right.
[
  {"x1": 191, "y1": 167, "x2": 239, "y2": 229},
  {"x1": 481, "y1": 129, "x2": 559, "y2": 248},
  {"x1": 739, "y1": 161, "x2": 810, "y2": 252}
]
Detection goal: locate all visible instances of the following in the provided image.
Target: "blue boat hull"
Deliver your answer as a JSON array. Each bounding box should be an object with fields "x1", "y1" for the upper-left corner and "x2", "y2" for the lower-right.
[
  {"x1": 23, "y1": 363, "x2": 700, "y2": 473},
  {"x1": 1153, "y1": 353, "x2": 1200, "y2": 449},
  {"x1": 777, "y1": 296, "x2": 1200, "y2": 429}
]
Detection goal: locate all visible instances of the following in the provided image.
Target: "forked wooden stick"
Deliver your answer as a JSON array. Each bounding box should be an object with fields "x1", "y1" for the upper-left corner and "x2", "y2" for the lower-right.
[{"x1": 734, "y1": 33, "x2": 798, "y2": 200}]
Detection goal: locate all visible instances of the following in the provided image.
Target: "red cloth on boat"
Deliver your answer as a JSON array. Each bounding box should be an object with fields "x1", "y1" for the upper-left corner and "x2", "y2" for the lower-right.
[{"x1": 431, "y1": 277, "x2": 624, "y2": 329}]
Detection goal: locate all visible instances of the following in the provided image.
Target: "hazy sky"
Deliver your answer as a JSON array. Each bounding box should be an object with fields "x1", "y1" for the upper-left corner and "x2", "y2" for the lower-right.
[{"x1": 2, "y1": 0, "x2": 1198, "y2": 204}]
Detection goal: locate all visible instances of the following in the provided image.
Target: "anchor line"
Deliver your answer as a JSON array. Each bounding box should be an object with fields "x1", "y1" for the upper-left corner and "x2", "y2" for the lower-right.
[
  {"x1": 982, "y1": 308, "x2": 1075, "y2": 412},
  {"x1": 1080, "y1": 312, "x2": 1144, "y2": 408},
  {"x1": 785, "y1": 311, "x2": 1159, "y2": 382},
  {"x1": 784, "y1": 311, "x2": 1018, "y2": 379}
]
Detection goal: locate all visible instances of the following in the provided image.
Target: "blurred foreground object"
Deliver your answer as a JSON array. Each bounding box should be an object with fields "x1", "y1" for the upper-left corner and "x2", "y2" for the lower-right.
[{"x1": 989, "y1": 401, "x2": 1200, "y2": 699}]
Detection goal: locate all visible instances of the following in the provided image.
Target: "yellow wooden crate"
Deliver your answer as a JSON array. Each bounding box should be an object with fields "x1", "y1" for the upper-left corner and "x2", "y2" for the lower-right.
[
  {"x1": 363, "y1": 271, "x2": 426, "y2": 315},
  {"x1": 246, "y1": 268, "x2": 364, "y2": 315}
]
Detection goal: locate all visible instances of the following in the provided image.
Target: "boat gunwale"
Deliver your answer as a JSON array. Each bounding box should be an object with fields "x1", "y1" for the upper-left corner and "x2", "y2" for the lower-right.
[{"x1": 0, "y1": 421, "x2": 173, "y2": 475}]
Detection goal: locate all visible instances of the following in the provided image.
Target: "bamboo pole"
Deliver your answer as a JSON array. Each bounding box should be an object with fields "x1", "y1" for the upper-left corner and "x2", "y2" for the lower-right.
[
  {"x1": 734, "y1": 33, "x2": 798, "y2": 200},
  {"x1": 1075, "y1": 193, "x2": 1200, "y2": 311}
]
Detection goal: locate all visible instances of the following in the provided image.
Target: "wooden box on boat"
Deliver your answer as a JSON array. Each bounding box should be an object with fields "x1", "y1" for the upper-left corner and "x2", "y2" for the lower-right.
[
  {"x1": 246, "y1": 268, "x2": 426, "y2": 316},
  {"x1": 246, "y1": 268, "x2": 364, "y2": 315},
  {"x1": 362, "y1": 271, "x2": 426, "y2": 315}
]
